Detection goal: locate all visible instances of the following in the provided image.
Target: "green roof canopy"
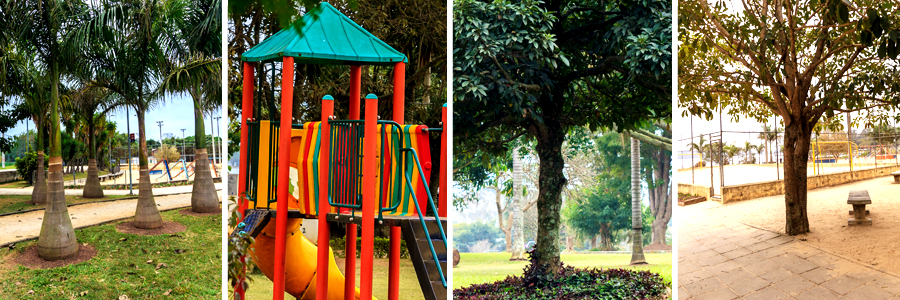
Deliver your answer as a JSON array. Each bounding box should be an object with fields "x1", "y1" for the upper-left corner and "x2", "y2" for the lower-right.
[{"x1": 241, "y1": 2, "x2": 407, "y2": 65}]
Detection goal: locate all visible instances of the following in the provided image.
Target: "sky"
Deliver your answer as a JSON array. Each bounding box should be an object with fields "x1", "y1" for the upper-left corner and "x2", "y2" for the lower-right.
[{"x1": 2, "y1": 93, "x2": 224, "y2": 141}]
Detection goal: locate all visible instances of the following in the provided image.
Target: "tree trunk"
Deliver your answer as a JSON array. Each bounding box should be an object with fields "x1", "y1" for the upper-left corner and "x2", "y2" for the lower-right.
[
  {"x1": 783, "y1": 118, "x2": 812, "y2": 235},
  {"x1": 31, "y1": 116, "x2": 46, "y2": 205},
  {"x1": 532, "y1": 122, "x2": 566, "y2": 274},
  {"x1": 32, "y1": 151, "x2": 47, "y2": 205},
  {"x1": 590, "y1": 235, "x2": 597, "y2": 250},
  {"x1": 510, "y1": 147, "x2": 525, "y2": 260},
  {"x1": 649, "y1": 146, "x2": 671, "y2": 249},
  {"x1": 192, "y1": 149, "x2": 219, "y2": 212},
  {"x1": 190, "y1": 95, "x2": 219, "y2": 213},
  {"x1": 37, "y1": 59, "x2": 78, "y2": 260},
  {"x1": 629, "y1": 137, "x2": 647, "y2": 265},
  {"x1": 84, "y1": 122, "x2": 103, "y2": 198},
  {"x1": 599, "y1": 223, "x2": 612, "y2": 251},
  {"x1": 134, "y1": 111, "x2": 162, "y2": 229}
]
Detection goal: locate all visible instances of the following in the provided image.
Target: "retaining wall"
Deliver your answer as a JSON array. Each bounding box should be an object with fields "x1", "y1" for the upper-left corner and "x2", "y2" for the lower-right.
[
  {"x1": 0, "y1": 169, "x2": 19, "y2": 183},
  {"x1": 678, "y1": 183, "x2": 713, "y2": 199},
  {"x1": 720, "y1": 165, "x2": 900, "y2": 204}
]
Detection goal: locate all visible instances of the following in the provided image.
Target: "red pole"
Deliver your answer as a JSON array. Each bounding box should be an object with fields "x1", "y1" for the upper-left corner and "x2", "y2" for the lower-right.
[
  {"x1": 344, "y1": 65, "x2": 361, "y2": 300},
  {"x1": 273, "y1": 57, "x2": 295, "y2": 300},
  {"x1": 317, "y1": 95, "x2": 334, "y2": 300},
  {"x1": 439, "y1": 103, "x2": 447, "y2": 218},
  {"x1": 235, "y1": 61, "x2": 255, "y2": 300},
  {"x1": 388, "y1": 62, "x2": 405, "y2": 300},
  {"x1": 360, "y1": 94, "x2": 378, "y2": 300},
  {"x1": 239, "y1": 61, "x2": 254, "y2": 214}
]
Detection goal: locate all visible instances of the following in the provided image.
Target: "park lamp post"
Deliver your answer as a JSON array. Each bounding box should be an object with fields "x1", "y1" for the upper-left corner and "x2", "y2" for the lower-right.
[
  {"x1": 181, "y1": 128, "x2": 185, "y2": 161},
  {"x1": 213, "y1": 115, "x2": 221, "y2": 164},
  {"x1": 127, "y1": 109, "x2": 134, "y2": 195},
  {"x1": 157, "y1": 120, "x2": 164, "y2": 148}
]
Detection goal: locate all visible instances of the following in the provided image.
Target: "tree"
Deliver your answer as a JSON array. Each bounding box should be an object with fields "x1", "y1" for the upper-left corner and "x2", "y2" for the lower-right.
[
  {"x1": 454, "y1": 221, "x2": 503, "y2": 253},
  {"x1": 643, "y1": 127, "x2": 671, "y2": 250},
  {"x1": 680, "y1": 0, "x2": 900, "y2": 235},
  {"x1": 454, "y1": 0, "x2": 671, "y2": 273},
  {"x1": 757, "y1": 125, "x2": 777, "y2": 163},
  {"x1": 160, "y1": 0, "x2": 221, "y2": 213},
  {"x1": 563, "y1": 175, "x2": 630, "y2": 251},
  {"x1": 13, "y1": 62, "x2": 52, "y2": 205},
  {"x1": 67, "y1": 84, "x2": 118, "y2": 198},
  {"x1": 509, "y1": 147, "x2": 525, "y2": 260},
  {"x1": 687, "y1": 135, "x2": 709, "y2": 167},
  {"x1": 3, "y1": 0, "x2": 90, "y2": 261},
  {"x1": 628, "y1": 136, "x2": 646, "y2": 264}
]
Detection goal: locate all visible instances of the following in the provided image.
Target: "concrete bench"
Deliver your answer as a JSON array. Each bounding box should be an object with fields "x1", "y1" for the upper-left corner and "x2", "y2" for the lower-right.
[
  {"x1": 892, "y1": 171, "x2": 900, "y2": 184},
  {"x1": 847, "y1": 190, "x2": 872, "y2": 226}
]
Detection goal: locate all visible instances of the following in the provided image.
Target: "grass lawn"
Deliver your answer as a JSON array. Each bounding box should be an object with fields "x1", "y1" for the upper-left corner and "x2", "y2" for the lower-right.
[
  {"x1": 239, "y1": 256, "x2": 427, "y2": 299},
  {"x1": 0, "y1": 165, "x2": 14, "y2": 170},
  {"x1": 0, "y1": 209, "x2": 221, "y2": 299},
  {"x1": 453, "y1": 252, "x2": 672, "y2": 290},
  {"x1": 0, "y1": 194, "x2": 133, "y2": 215},
  {"x1": 0, "y1": 171, "x2": 109, "y2": 189}
]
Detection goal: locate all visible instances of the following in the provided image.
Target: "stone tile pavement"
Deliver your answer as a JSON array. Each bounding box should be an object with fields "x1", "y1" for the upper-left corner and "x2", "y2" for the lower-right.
[{"x1": 678, "y1": 218, "x2": 900, "y2": 299}]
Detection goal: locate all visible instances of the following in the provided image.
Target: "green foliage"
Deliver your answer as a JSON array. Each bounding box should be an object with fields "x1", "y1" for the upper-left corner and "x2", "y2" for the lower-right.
[
  {"x1": 455, "y1": 221, "x2": 504, "y2": 252},
  {"x1": 329, "y1": 236, "x2": 409, "y2": 259},
  {"x1": 454, "y1": 251, "x2": 668, "y2": 299},
  {"x1": 228, "y1": 196, "x2": 257, "y2": 294},
  {"x1": 14, "y1": 151, "x2": 48, "y2": 185},
  {"x1": 60, "y1": 132, "x2": 85, "y2": 163},
  {"x1": 563, "y1": 177, "x2": 630, "y2": 250}
]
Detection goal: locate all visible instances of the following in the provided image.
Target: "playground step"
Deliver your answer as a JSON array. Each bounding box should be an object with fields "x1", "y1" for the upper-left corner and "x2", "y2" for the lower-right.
[{"x1": 401, "y1": 218, "x2": 447, "y2": 300}]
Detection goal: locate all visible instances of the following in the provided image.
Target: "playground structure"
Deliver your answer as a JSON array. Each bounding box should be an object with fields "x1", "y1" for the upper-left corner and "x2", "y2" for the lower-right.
[
  {"x1": 233, "y1": 3, "x2": 448, "y2": 300},
  {"x1": 146, "y1": 158, "x2": 220, "y2": 182}
]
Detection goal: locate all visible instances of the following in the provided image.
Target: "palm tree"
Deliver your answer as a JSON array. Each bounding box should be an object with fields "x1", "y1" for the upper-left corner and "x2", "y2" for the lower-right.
[
  {"x1": 758, "y1": 125, "x2": 777, "y2": 163},
  {"x1": 743, "y1": 141, "x2": 756, "y2": 164},
  {"x1": 509, "y1": 146, "x2": 525, "y2": 260},
  {"x1": 160, "y1": 0, "x2": 221, "y2": 212},
  {"x1": 15, "y1": 63, "x2": 52, "y2": 205},
  {"x1": 3, "y1": 0, "x2": 90, "y2": 261},
  {"x1": 67, "y1": 84, "x2": 119, "y2": 198},
  {"x1": 629, "y1": 136, "x2": 646, "y2": 265},
  {"x1": 79, "y1": 1, "x2": 179, "y2": 229},
  {"x1": 688, "y1": 136, "x2": 710, "y2": 167}
]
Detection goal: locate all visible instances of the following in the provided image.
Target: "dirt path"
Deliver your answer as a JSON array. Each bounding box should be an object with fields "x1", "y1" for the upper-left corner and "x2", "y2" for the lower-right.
[
  {"x1": 0, "y1": 190, "x2": 223, "y2": 247},
  {"x1": 0, "y1": 183, "x2": 222, "y2": 196},
  {"x1": 682, "y1": 175, "x2": 900, "y2": 275}
]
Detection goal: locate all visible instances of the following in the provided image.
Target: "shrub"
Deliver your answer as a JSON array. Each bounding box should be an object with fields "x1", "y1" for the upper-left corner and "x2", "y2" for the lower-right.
[
  {"x1": 154, "y1": 144, "x2": 181, "y2": 163},
  {"x1": 15, "y1": 151, "x2": 48, "y2": 185},
  {"x1": 330, "y1": 236, "x2": 410, "y2": 259},
  {"x1": 454, "y1": 246, "x2": 667, "y2": 300}
]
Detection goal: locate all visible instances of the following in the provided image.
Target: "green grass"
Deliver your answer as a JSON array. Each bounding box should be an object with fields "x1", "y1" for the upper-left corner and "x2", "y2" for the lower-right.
[
  {"x1": 0, "y1": 170, "x2": 109, "y2": 189},
  {"x1": 453, "y1": 252, "x2": 672, "y2": 290},
  {"x1": 0, "y1": 194, "x2": 134, "y2": 215},
  {"x1": 0, "y1": 209, "x2": 221, "y2": 299},
  {"x1": 0, "y1": 165, "x2": 14, "y2": 170},
  {"x1": 239, "y1": 256, "x2": 427, "y2": 299}
]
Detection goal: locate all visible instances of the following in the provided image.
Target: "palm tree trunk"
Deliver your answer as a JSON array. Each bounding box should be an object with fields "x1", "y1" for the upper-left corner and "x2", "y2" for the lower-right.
[
  {"x1": 509, "y1": 146, "x2": 525, "y2": 260},
  {"x1": 629, "y1": 136, "x2": 647, "y2": 265},
  {"x1": 134, "y1": 109, "x2": 162, "y2": 228},
  {"x1": 84, "y1": 120, "x2": 103, "y2": 198},
  {"x1": 31, "y1": 117, "x2": 46, "y2": 205},
  {"x1": 37, "y1": 60, "x2": 78, "y2": 260},
  {"x1": 190, "y1": 94, "x2": 219, "y2": 213}
]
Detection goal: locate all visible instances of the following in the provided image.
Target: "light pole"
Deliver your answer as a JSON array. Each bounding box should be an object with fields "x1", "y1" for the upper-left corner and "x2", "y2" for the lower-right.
[
  {"x1": 213, "y1": 115, "x2": 221, "y2": 164},
  {"x1": 127, "y1": 108, "x2": 133, "y2": 195},
  {"x1": 181, "y1": 128, "x2": 186, "y2": 160},
  {"x1": 156, "y1": 121, "x2": 164, "y2": 148}
]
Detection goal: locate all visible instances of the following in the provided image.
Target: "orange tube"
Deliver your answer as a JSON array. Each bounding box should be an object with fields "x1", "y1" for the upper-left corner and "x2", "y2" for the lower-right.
[{"x1": 345, "y1": 65, "x2": 361, "y2": 300}]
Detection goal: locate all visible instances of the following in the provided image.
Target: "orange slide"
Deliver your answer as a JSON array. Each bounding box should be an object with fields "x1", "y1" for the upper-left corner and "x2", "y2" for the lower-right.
[{"x1": 248, "y1": 218, "x2": 367, "y2": 300}]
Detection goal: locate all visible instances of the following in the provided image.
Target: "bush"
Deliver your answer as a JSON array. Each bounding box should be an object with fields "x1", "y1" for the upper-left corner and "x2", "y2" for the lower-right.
[
  {"x1": 454, "y1": 247, "x2": 667, "y2": 300},
  {"x1": 154, "y1": 144, "x2": 181, "y2": 163},
  {"x1": 330, "y1": 236, "x2": 410, "y2": 259},
  {"x1": 15, "y1": 151, "x2": 48, "y2": 185}
]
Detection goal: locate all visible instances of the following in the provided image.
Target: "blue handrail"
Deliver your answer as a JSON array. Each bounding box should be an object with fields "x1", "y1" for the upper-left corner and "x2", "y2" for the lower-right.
[{"x1": 400, "y1": 147, "x2": 447, "y2": 288}]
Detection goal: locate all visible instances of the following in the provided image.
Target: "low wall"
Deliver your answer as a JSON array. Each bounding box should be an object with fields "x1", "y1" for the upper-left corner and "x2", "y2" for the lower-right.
[
  {"x1": 678, "y1": 183, "x2": 713, "y2": 199},
  {"x1": 0, "y1": 169, "x2": 18, "y2": 183},
  {"x1": 721, "y1": 165, "x2": 900, "y2": 204}
]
